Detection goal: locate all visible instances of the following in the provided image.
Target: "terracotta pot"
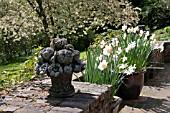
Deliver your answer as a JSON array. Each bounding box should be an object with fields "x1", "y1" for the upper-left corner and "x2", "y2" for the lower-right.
[
  {"x1": 49, "y1": 73, "x2": 75, "y2": 98},
  {"x1": 116, "y1": 71, "x2": 144, "y2": 100}
]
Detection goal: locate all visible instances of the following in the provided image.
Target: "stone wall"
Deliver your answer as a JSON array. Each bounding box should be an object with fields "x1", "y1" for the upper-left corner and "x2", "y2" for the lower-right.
[
  {"x1": 149, "y1": 41, "x2": 164, "y2": 64},
  {"x1": 149, "y1": 41, "x2": 170, "y2": 64},
  {"x1": 164, "y1": 42, "x2": 170, "y2": 63},
  {"x1": 0, "y1": 78, "x2": 113, "y2": 113}
]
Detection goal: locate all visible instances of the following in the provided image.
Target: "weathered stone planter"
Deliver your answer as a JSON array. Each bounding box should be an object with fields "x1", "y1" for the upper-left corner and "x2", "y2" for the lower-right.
[{"x1": 35, "y1": 38, "x2": 85, "y2": 98}]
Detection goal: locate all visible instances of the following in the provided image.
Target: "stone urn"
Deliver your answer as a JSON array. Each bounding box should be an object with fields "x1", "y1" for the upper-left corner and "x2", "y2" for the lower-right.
[{"x1": 35, "y1": 38, "x2": 85, "y2": 98}]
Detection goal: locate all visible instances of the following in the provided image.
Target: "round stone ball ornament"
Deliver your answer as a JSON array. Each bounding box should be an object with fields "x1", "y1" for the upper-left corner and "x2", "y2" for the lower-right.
[{"x1": 35, "y1": 38, "x2": 85, "y2": 98}]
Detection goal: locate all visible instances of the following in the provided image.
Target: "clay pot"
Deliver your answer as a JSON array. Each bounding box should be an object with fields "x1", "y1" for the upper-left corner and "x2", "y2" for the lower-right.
[{"x1": 116, "y1": 71, "x2": 144, "y2": 100}]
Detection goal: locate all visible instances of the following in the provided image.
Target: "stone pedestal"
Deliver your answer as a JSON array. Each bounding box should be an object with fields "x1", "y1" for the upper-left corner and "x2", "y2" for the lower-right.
[{"x1": 49, "y1": 73, "x2": 75, "y2": 98}]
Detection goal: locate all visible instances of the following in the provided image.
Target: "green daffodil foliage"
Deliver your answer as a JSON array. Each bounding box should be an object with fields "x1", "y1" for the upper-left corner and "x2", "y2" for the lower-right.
[{"x1": 83, "y1": 25, "x2": 164, "y2": 95}]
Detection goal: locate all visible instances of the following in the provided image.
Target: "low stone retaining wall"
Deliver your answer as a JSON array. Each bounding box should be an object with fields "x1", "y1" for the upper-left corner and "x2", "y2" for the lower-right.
[
  {"x1": 149, "y1": 41, "x2": 170, "y2": 64},
  {"x1": 0, "y1": 78, "x2": 113, "y2": 113},
  {"x1": 145, "y1": 41, "x2": 170, "y2": 81},
  {"x1": 164, "y1": 41, "x2": 170, "y2": 63}
]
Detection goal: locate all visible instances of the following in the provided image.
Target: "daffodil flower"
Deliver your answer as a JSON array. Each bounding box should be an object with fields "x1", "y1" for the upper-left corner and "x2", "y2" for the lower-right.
[
  {"x1": 145, "y1": 31, "x2": 149, "y2": 37},
  {"x1": 124, "y1": 64, "x2": 136, "y2": 75},
  {"x1": 116, "y1": 47, "x2": 122, "y2": 55},
  {"x1": 122, "y1": 25, "x2": 127, "y2": 31},
  {"x1": 133, "y1": 26, "x2": 139, "y2": 33},
  {"x1": 100, "y1": 40, "x2": 106, "y2": 48},
  {"x1": 150, "y1": 34, "x2": 155, "y2": 40},
  {"x1": 127, "y1": 27, "x2": 134, "y2": 33},
  {"x1": 122, "y1": 56, "x2": 127, "y2": 62},
  {"x1": 119, "y1": 63, "x2": 128, "y2": 69},
  {"x1": 111, "y1": 38, "x2": 119, "y2": 46},
  {"x1": 123, "y1": 33, "x2": 126, "y2": 40},
  {"x1": 96, "y1": 54, "x2": 103, "y2": 61},
  {"x1": 139, "y1": 30, "x2": 144, "y2": 37},
  {"x1": 98, "y1": 60, "x2": 108, "y2": 71},
  {"x1": 103, "y1": 44, "x2": 113, "y2": 56},
  {"x1": 125, "y1": 42, "x2": 136, "y2": 52}
]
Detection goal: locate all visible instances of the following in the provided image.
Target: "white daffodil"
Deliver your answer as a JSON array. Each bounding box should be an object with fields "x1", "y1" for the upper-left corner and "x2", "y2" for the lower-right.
[
  {"x1": 98, "y1": 60, "x2": 108, "y2": 71},
  {"x1": 153, "y1": 43, "x2": 164, "y2": 52},
  {"x1": 103, "y1": 44, "x2": 113, "y2": 56},
  {"x1": 130, "y1": 42, "x2": 136, "y2": 49},
  {"x1": 159, "y1": 43, "x2": 164, "y2": 52},
  {"x1": 96, "y1": 54, "x2": 103, "y2": 61},
  {"x1": 125, "y1": 47, "x2": 130, "y2": 53},
  {"x1": 127, "y1": 27, "x2": 134, "y2": 33},
  {"x1": 144, "y1": 31, "x2": 149, "y2": 40},
  {"x1": 129, "y1": 64, "x2": 136, "y2": 71},
  {"x1": 119, "y1": 63, "x2": 128, "y2": 69},
  {"x1": 153, "y1": 43, "x2": 159, "y2": 50},
  {"x1": 139, "y1": 30, "x2": 144, "y2": 37},
  {"x1": 123, "y1": 33, "x2": 126, "y2": 39},
  {"x1": 125, "y1": 42, "x2": 136, "y2": 52},
  {"x1": 150, "y1": 34, "x2": 155, "y2": 40},
  {"x1": 123, "y1": 69, "x2": 132, "y2": 75},
  {"x1": 100, "y1": 40, "x2": 106, "y2": 48},
  {"x1": 113, "y1": 54, "x2": 118, "y2": 60},
  {"x1": 133, "y1": 26, "x2": 139, "y2": 33},
  {"x1": 151, "y1": 39, "x2": 156, "y2": 44},
  {"x1": 122, "y1": 56, "x2": 127, "y2": 62},
  {"x1": 124, "y1": 64, "x2": 136, "y2": 75},
  {"x1": 122, "y1": 24, "x2": 127, "y2": 31},
  {"x1": 111, "y1": 38, "x2": 119, "y2": 46},
  {"x1": 116, "y1": 47, "x2": 122, "y2": 55},
  {"x1": 144, "y1": 35, "x2": 148, "y2": 40},
  {"x1": 145, "y1": 31, "x2": 150, "y2": 37}
]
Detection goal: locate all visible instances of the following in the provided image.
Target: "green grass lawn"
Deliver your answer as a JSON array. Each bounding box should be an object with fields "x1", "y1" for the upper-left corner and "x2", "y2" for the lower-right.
[
  {"x1": 0, "y1": 51, "x2": 87, "y2": 90},
  {"x1": 0, "y1": 62, "x2": 24, "y2": 72},
  {"x1": 80, "y1": 51, "x2": 87, "y2": 60},
  {"x1": 154, "y1": 26, "x2": 170, "y2": 41},
  {"x1": 0, "y1": 51, "x2": 87, "y2": 72}
]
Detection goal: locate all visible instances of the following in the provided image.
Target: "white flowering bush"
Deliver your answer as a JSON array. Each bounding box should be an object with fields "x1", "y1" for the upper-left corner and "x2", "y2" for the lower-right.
[{"x1": 83, "y1": 25, "x2": 163, "y2": 95}]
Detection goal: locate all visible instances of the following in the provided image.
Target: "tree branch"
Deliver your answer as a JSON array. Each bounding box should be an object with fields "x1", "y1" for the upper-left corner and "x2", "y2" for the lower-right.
[
  {"x1": 35, "y1": 0, "x2": 49, "y2": 32},
  {"x1": 26, "y1": 0, "x2": 41, "y2": 17},
  {"x1": 47, "y1": 0, "x2": 54, "y2": 26}
]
